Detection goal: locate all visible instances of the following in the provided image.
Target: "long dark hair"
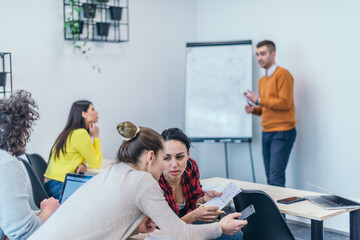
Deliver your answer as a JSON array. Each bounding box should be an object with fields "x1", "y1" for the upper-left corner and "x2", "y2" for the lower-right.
[
  {"x1": 51, "y1": 100, "x2": 92, "y2": 159},
  {"x1": 0, "y1": 90, "x2": 39, "y2": 156}
]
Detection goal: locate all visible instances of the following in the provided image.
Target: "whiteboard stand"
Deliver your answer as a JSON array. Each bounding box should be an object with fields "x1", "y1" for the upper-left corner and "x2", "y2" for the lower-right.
[
  {"x1": 249, "y1": 139, "x2": 256, "y2": 182},
  {"x1": 224, "y1": 142, "x2": 229, "y2": 178},
  {"x1": 223, "y1": 139, "x2": 256, "y2": 182},
  {"x1": 247, "y1": 140, "x2": 256, "y2": 183},
  {"x1": 192, "y1": 138, "x2": 256, "y2": 183}
]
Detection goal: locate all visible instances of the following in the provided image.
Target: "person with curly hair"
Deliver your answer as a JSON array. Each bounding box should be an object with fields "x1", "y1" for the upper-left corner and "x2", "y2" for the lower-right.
[
  {"x1": 44, "y1": 100, "x2": 102, "y2": 199},
  {"x1": 0, "y1": 90, "x2": 60, "y2": 240}
]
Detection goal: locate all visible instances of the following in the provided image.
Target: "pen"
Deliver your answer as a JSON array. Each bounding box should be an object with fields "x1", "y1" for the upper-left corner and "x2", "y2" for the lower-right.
[{"x1": 198, "y1": 203, "x2": 225, "y2": 214}]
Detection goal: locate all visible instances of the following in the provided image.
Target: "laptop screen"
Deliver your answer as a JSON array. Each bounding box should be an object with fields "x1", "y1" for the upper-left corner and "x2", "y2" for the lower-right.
[{"x1": 59, "y1": 173, "x2": 92, "y2": 204}]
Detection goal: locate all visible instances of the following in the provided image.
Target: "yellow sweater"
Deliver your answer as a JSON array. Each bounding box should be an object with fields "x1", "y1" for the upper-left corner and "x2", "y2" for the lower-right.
[
  {"x1": 44, "y1": 128, "x2": 102, "y2": 182},
  {"x1": 253, "y1": 66, "x2": 296, "y2": 132}
]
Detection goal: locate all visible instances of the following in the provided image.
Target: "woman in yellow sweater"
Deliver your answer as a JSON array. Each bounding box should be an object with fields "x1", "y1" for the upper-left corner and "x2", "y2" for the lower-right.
[{"x1": 44, "y1": 100, "x2": 102, "y2": 199}]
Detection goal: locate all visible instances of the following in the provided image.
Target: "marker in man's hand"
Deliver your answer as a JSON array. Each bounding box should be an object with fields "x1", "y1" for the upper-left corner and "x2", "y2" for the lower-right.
[
  {"x1": 244, "y1": 92, "x2": 254, "y2": 106},
  {"x1": 246, "y1": 99, "x2": 254, "y2": 106}
]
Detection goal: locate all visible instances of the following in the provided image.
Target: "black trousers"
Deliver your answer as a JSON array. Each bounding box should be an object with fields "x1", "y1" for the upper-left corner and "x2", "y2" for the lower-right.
[{"x1": 262, "y1": 128, "x2": 296, "y2": 187}]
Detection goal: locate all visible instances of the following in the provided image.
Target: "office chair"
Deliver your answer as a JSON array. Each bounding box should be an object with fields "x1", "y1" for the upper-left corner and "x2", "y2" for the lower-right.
[
  {"x1": 233, "y1": 189, "x2": 295, "y2": 240},
  {"x1": 25, "y1": 153, "x2": 47, "y2": 184},
  {"x1": 18, "y1": 157, "x2": 49, "y2": 209}
]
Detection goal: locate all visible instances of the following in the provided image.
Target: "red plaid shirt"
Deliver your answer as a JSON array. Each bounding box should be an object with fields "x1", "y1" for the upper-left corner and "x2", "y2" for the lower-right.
[{"x1": 158, "y1": 158, "x2": 205, "y2": 217}]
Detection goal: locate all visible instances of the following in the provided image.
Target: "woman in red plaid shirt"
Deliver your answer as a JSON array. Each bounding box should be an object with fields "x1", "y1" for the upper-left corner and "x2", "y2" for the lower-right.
[{"x1": 159, "y1": 128, "x2": 244, "y2": 240}]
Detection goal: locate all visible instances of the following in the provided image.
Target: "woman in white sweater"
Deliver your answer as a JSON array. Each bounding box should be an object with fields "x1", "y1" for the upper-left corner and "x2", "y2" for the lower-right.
[
  {"x1": 29, "y1": 121, "x2": 247, "y2": 240},
  {"x1": 0, "y1": 90, "x2": 59, "y2": 240}
]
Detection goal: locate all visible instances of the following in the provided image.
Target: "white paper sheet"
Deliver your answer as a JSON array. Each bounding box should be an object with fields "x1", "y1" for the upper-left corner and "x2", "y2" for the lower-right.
[{"x1": 204, "y1": 182, "x2": 242, "y2": 210}]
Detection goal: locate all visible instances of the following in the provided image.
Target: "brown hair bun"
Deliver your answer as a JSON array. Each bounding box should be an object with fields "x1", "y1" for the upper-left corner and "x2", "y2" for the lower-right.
[{"x1": 117, "y1": 121, "x2": 140, "y2": 141}]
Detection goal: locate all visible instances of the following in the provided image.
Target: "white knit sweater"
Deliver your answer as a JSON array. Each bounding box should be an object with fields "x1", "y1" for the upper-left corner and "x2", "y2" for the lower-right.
[{"x1": 29, "y1": 162, "x2": 221, "y2": 240}]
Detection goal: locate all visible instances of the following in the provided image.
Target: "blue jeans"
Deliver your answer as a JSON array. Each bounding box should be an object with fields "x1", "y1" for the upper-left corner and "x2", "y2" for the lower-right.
[
  {"x1": 262, "y1": 128, "x2": 296, "y2": 187},
  {"x1": 44, "y1": 179, "x2": 64, "y2": 200},
  {"x1": 193, "y1": 221, "x2": 243, "y2": 240},
  {"x1": 216, "y1": 230, "x2": 243, "y2": 240}
]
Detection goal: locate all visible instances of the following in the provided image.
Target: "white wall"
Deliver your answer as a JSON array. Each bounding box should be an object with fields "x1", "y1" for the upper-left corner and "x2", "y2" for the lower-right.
[
  {"x1": 0, "y1": 0, "x2": 196, "y2": 160},
  {"x1": 1, "y1": 0, "x2": 359, "y2": 233},
  {"x1": 193, "y1": 0, "x2": 360, "y2": 232}
]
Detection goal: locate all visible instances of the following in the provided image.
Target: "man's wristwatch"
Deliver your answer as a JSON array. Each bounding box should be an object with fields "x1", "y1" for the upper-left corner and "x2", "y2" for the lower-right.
[{"x1": 255, "y1": 98, "x2": 260, "y2": 105}]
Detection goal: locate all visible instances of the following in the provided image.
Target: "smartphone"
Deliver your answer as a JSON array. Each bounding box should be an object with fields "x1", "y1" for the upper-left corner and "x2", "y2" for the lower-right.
[
  {"x1": 238, "y1": 204, "x2": 256, "y2": 220},
  {"x1": 277, "y1": 197, "x2": 306, "y2": 204}
]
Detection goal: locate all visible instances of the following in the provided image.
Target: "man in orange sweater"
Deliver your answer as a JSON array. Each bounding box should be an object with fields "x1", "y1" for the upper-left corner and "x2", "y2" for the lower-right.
[{"x1": 244, "y1": 40, "x2": 296, "y2": 187}]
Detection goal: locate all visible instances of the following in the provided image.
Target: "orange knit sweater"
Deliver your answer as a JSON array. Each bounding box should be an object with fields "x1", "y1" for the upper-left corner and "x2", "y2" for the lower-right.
[{"x1": 252, "y1": 66, "x2": 296, "y2": 132}]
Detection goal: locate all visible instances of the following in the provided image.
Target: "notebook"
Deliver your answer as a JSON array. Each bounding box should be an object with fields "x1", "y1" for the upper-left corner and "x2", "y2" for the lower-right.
[
  {"x1": 305, "y1": 183, "x2": 360, "y2": 210},
  {"x1": 59, "y1": 173, "x2": 92, "y2": 204}
]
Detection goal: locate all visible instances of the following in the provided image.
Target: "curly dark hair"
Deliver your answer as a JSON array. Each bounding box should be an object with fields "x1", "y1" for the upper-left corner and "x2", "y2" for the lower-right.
[{"x1": 0, "y1": 90, "x2": 39, "y2": 156}]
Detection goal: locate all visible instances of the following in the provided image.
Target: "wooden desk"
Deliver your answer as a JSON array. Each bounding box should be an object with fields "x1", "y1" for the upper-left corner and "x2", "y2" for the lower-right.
[
  {"x1": 201, "y1": 177, "x2": 360, "y2": 240},
  {"x1": 86, "y1": 158, "x2": 116, "y2": 175}
]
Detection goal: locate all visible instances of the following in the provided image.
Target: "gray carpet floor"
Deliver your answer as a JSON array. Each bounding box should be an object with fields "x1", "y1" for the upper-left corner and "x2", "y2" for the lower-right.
[{"x1": 288, "y1": 221, "x2": 349, "y2": 240}]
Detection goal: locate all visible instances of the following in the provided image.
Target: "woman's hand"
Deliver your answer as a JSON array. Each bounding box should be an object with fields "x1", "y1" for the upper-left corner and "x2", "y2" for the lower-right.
[
  {"x1": 191, "y1": 205, "x2": 221, "y2": 223},
  {"x1": 219, "y1": 212, "x2": 247, "y2": 235},
  {"x1": 38, "y1": 197, "x2": 60, "y2": 222},
  {"x1": 76, "y1": 163, "x2": 87, "y2": 174},
  {"x1": 89, "y1": 122, "x2": 99, "y2": 138},
  {"x1": 203, "y1": 190, "x2": 222, "y2": 203},
  {"x1": 136, "y1": 216, "x2": 156, "y2": 234}
]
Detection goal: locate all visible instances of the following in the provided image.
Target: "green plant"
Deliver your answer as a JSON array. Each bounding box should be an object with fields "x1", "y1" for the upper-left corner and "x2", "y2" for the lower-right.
[
  {"x1": 64, "y1": 0, "x2": 82, "y2": 38},
  {"x1": 64, "y1": 0, "x2": 101, "y2": 73},
  {"x1": 83, "y1": 2, "x2": 97, "y2": 18}
]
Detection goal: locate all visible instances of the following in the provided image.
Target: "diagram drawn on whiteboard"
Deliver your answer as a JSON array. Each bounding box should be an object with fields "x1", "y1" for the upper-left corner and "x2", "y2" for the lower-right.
[{"x1": 185, "y1": 40, "x2": 253, "y2": 139}]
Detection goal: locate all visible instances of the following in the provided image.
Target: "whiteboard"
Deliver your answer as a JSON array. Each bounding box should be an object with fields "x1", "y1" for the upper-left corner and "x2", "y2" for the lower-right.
[{"x1": 185, "y1": 41, "x2": 253, "y2": 140}]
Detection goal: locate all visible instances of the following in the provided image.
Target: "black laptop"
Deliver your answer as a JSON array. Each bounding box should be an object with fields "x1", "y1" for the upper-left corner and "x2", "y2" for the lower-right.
[{"x1": 59, "y1": 173, "x2": 92, "y2": 204}]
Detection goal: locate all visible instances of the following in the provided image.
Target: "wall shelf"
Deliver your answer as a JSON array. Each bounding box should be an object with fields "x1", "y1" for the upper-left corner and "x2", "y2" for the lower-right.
[
  {"x1": 0, "y1": 52, "x2": 13, "y2": 97},
  {"x1": 63, "y1": 0, "x2": 129, "y2": 43}
]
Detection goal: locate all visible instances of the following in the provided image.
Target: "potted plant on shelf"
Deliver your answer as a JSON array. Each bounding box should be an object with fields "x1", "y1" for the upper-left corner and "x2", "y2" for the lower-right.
[
  {"x1": 96, "y1": 22, "x2": 110, "y2": 37},
  {"x1": 96, "y1": 2, "x2": 110, "y2": 37},
  {"x1": 65, "y1": 0, "x2": 84, "y2": 37},
  {"x1": 67, "y1": 20, "x2": 84, "y2": 35},
  {"x1": 65, "y1": 0, "x2": 101, "y2": 73},
  {"x1": 109, "y1": 0, "x2": 122, "y2": 20},
  {"x1": 82, "y1": 0, "x2": 97, "y2": 19}
]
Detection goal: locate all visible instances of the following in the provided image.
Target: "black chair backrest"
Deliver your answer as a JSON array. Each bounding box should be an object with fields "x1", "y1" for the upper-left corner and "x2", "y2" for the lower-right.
[
  {"x1": 25, "y1": 153, "x2": 48, "y2": 184},
  {"x1": 18, "y1": 157, "x2": 49, "y2": 209},
  {"x1": 233, "y1": 189, "x2": 295, "y2": 240}
]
